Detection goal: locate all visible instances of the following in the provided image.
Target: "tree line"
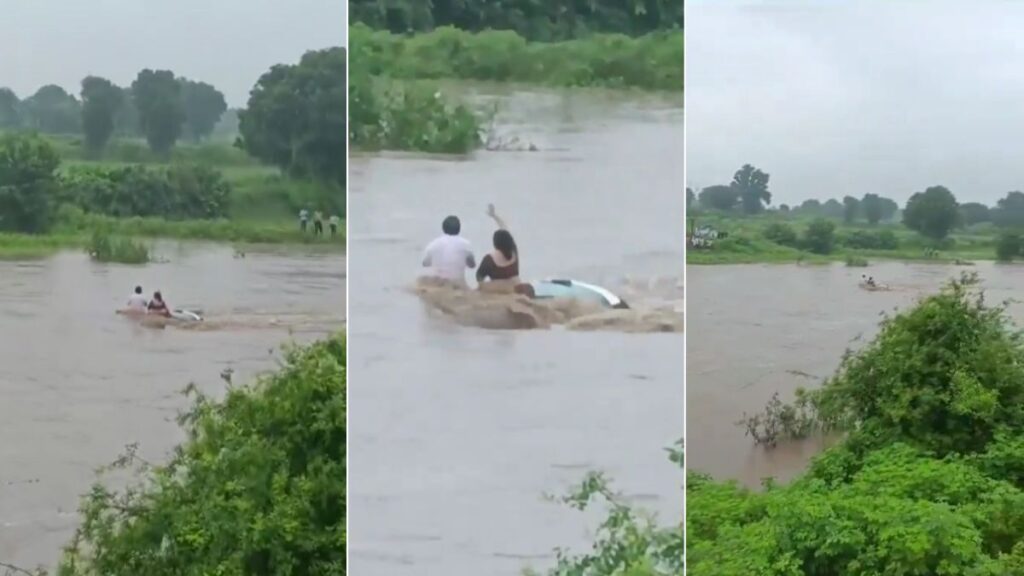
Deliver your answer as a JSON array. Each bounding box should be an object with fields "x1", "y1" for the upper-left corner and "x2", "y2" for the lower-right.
[
  {"x1": 688, "y1": 164, "x2": 1024, "y2": 240},
  {"x1": 1, "y1": 75, "x2": 229, "y2": 155},
  {"x1": 349, "y1": 0, "x2": 683, "y2": 41}
]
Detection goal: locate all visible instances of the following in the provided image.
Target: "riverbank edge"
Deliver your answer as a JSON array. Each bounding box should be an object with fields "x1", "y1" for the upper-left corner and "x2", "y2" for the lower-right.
[{"x1": 687, "y1": 249, "x2": 996, "y2": 266}]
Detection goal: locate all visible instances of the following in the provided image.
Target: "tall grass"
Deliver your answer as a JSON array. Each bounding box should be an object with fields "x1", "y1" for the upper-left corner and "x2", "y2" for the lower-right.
[{"x1": 88, "y1": 232, "x2": 150, "y2": 264}]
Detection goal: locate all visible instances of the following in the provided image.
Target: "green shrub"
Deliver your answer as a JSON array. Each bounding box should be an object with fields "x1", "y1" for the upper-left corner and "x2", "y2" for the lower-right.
[
  {"x1": 842, "y1": 229, "x2": 899, "y2": 250},
  {"x1": 802, "y1": 218, "x2": 836, "y2": 254},
  {"x1": 997, "y1": 232, "x2": 1022, "y2": 262},
  {"x1": 762, "y1": 222, "x2": 799, "y2": 247},
  {"x1": 0, "y1": 133, "x2": 61, "y2": 233},
  {"x1": 59, "y1": 335, "x2": 346, "y2": 576},
  {"x1": 59, "y1": 164, "x2": 230, "y2": 220}
]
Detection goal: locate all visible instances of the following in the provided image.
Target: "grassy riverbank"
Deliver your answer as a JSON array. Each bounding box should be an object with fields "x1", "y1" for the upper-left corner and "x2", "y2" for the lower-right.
[{"x1": 688, "y1": 212, "x2": 997, "y2": 265}]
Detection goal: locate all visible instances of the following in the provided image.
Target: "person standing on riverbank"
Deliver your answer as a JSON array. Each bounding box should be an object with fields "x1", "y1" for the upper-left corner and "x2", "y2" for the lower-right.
[
  {"x1": 422, "y1": 215, "x2": 476, "y2": 287},
  {"x1": 299, "y1": 208, "x2": 309, "y2": 233},
  {"x1": 314, "y1": 210, "x2": 324, "y2": 236},
  {"x1": 329, "y1": 214, "x2": 340, "y2": 237}
]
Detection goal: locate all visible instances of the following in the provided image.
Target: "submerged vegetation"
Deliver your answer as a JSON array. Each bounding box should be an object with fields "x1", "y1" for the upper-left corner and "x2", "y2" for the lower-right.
[
  {"x1": 534, "y1": 440, "x2": 684, "y2": 576},
  {"x1": 88, "y1": 232, "x2": 149, "y2": 264},
  {"x1": 59, "y1": 335, "x2": 346, "y2": 575},
  {"x1": 689, "y1": 274, "x2": 1024, "y2": 574}
]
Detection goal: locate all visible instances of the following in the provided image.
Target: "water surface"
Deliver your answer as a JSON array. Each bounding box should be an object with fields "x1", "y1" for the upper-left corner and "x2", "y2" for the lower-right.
[
  {"x1": 0, "y1": 244, "x2": 344, "y2": 568},
  {"x1": 349, "y1": 89, "x2": 684, "y2": 576}
]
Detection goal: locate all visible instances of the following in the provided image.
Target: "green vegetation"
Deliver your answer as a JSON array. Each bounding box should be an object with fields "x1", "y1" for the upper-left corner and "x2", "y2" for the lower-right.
[
  {"x1": 351, "y1": 24, "x2": 683, "y2": 91},
  {"x1": 88, "y1": 232, "x2": 149, "y2": 264},
  {"x1": 0, "y1": 46, "x2": 345, "y2": 257},
  {"x1": 689, "y1": 163, "x2": 1024, "y2": 264},
  {"x1": 350, "y1": 0, "x2": 683, "y2": 41},
  {"x1": 688, "y1": 275, "x2": 1024, "y2": 574},
  {"x1": 531, "y1": 440, "x2": 684, "y2": 576},
  {"x1": 58, "y1": 335, "x2": 345, "y2": 575}
]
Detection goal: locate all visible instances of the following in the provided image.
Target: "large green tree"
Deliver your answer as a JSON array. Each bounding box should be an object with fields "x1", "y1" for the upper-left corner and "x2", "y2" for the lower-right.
[
  {"x1": 698, "y1": 184, "x2": 738, "y2": 211},
  {"x1": 960, "y1": 202, "x2": 991, "y2": 226},
  {"x1": 903, "y1": 185, "x2": 959, "y2": 240},
  {"x1": 132, "y1": 69, "x2": 185, "y2": 155},
  {"x1": 0, "y1": 88, "x2": 21, "y2": 128},
  {"x1": 23, "y1": 85, "x2": 81, "y2": 134},
  {"x1": 992, "y1": 191, "x2": 1024, "y2": 228},
  {"x1": 862, "y1": 193, "x2": 883, "y2": 225},
  {"x1": 0, "y1": 134, "x2": 60, "y2": 233},
  {"x1": 80, "y1": 76, "x2": 124, "y2": 155},
  {"x1": 732, "y1": 164, "x2": 771, "y2": 214},
  {"x1": 179, "y1": 79, "x2": 227, "y2": 142},
  {"x1": 238, "y1": 47, "x2": 346, "y2": 185},
  {"x1": 842, "y1": 195, "x2": 860, "y2": 223}
]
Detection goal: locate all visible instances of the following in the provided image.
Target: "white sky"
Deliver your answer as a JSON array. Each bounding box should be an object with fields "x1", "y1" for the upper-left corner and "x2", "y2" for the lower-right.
[
  {"x1": 687, "y1": 0, "x2": 1024, "y2": 205},
  {"x1": 5, "y1": 0, "x2": 347, "y2": 107}
]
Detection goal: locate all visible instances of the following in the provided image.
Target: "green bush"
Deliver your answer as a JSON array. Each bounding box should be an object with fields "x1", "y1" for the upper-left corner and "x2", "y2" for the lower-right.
[
  {"x1": 0, "y1": 133, "x2": 61, "y2": 233},
  {"x1": 59, "y1": 163, "x2": 231, "y2": 220},
  {"x1": 689, "y1": 275, "x2": 1024, "y2": 574},
  {"x1": 842, "y1": 229, "x2": 899, "y2": 250},
  {"x1": 59, "y1": 335, "x2": 346, "y2": 576},
  {"x1": 997, "y1": 232, "x2": 1022, "y2": 262},
  {"x1": 762, "y1": 222, "x2": 799, "y2": 248},
  {"x1": 802, "y1": 218, "x2": 836, "y2": 254}
]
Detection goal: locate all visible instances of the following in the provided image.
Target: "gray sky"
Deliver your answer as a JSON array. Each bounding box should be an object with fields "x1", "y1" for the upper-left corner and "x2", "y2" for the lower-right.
[
  {"x1": 6, "y1": 0, "x2": 346, "y2": 107},
  {"x1": 687, "y1": 1, "x2": 1024, "y2": 206}
]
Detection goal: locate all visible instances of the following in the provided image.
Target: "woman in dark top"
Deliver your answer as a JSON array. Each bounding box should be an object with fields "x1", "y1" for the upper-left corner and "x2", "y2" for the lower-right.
[
  {"x1": 477, "y1": 204, "x2": 521, "y2": 287},
  {"x1": 148, "y1": 291, "x2": 172, "y2": 317}
]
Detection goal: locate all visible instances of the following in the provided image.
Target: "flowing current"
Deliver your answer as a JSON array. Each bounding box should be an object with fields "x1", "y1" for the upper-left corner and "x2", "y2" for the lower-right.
[
  {"x1": 348, "y1": 88, "x2": 684, "y2": 576},
  {"x1": 0, "y1": 244, "x2": 344, "y2": 568}
]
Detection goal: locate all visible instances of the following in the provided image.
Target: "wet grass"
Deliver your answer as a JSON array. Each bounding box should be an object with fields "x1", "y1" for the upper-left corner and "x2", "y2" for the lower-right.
[
  {"x1": 688, "y1": 212, "x2": 1000, "y2": 265},
  {"x1": 88, "y1": 232, "x2": 150, "y2": 264}
]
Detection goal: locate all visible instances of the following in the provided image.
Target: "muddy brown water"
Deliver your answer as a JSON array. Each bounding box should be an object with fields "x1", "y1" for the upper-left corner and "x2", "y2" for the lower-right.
[
  {"x1": 348, "y1": 89, "x2": 684, "y2": 576},
  {"x1": 0, "y1": 244, "x2": 344, "y2": 569},
  {"x1": 687, "y1": 260, "x2": 1024, "y2": 487}
]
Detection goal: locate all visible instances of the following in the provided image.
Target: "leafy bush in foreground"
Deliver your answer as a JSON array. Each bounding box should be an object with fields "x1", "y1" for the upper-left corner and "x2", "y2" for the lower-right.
[
  {"x1": 689, "y1": 275, "x2": 1024, "y2": 575},
  {"x1": 59, "y1": 335, "x2": 346, "y2": 576}
]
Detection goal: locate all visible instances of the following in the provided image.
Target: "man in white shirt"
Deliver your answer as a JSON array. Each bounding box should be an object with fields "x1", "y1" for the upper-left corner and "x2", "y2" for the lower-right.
[
  {"x1": 126, "y1": 286, "x2": 148, "y2": 311},
  {"x1": 422, "y1": 215, "x2": 476, "y2": 287}
]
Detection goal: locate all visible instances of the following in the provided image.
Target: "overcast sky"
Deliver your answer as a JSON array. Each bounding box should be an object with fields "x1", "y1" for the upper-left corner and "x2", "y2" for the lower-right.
[
  {"x1": 5, "y1": 0, "x2": 346, "y2": 107},
  {"x1": 687, "y1": 1, "x2": 1024, "y2": 206}
]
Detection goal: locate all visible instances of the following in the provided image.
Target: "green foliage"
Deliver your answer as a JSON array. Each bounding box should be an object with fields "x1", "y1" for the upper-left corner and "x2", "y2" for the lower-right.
[
  {"x1": 841, "y1": 229, "x2": 899, "y2": 250},
  {"x1": 59, "y1": 164, "x2": 230, "y2": 220},
  {"x1": 997, "y1": 233, "x2": 1022, "y2": 262},
  {"x1": 904, "y1": 185, "x2": 960, "y2": 240},
  {"x1": 179, "y1": 79, "x2": 227, "y2": 142},
  {"x1": 0, "y1": 87, "x2": 23, "y2": 129},
  {"x1": 762, "y1": 222, "x2": 799, "y2": 248},
  {"x1": 351, "y1": 80, "x2": 482, "y2": 153},
  {"x1": 349, "y1": 0, "x2": 683, "y2": 41},
  {"x1": 844, "y1": 255, "x2": 869, "y2": 267},
  {"x1": 690, "y1": 276, "x2": 1024, "y2": 574},
  {"x1": 698, "y1": 185, "x2": 738, "y2": 212},
  {"x1": 88, "y1": 231, "x2": 149, "y2": 264},
  {"x1": 862, "y1": 193, "x2": 883, "y2": 225},
  {"x1": 238, "y1": 47, "x2": 346, "y2": 185},
  {"x1": 842, "y1": 195, "x2": 859, "y2": 224},
  {"x1": 733, "y1": 164, "x2": 771, "y2": 214},
  {"x1": 962, "y1": 202, "x2": 993, "y2": 227},
  {"x1": 992, "y1": 191, "x2": 1024, "y2": 228},
  {"x1": 350, "y1": 24, "x2": 683, "y2": 91},
  {"x1": 538, "y1": 440, "x2": 683, "y2": 576},
  {"x1": 132, "y1": 70, "x2": 185, "y2": 155},
  {"x1": 59, "y1": 335, "x2": 346, "y2": 576},
  {"x1": 802, "y1": 218, "x2": 836, "y2": 254},
  {"x1": 738, "y1": 391, "x2": 817, "y2": 447},
  {"x1": 22, "y1": 85, "x2": 81, "y2": 134},
  {"x1": 0, "y1": 133, "x2": 61, "y2": 233},
  {"x1": 80, "y1": 77, "x2": 124, "y2": 155}
]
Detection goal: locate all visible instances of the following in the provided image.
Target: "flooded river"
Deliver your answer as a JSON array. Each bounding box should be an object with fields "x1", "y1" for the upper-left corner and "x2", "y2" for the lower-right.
[
  {"x1": 348, "y1": 89, "x2": 684, "y2": 575},
  {"x1": 0, "y1": 244, "x2": 344, "y2": 568},
  {"x1": 688, "y1": 260, "x2": 1024, "y2": 487}
]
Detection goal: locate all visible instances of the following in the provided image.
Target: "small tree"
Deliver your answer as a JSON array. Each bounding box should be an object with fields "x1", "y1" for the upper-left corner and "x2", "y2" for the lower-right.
[
  {"x1": 80, "y1": 76, "x2": 123, "y2": 155},
  {"x1": 996, "y1": 233, "x2": 1022, "y2": 262},
  {"x1": 862, "y1": 193, "x2": 883, "y2": 225},
  {"x1": 732, "y1": 164, "x2": 771, "y2": 214},
  {"x1": 842, "y1": 195, "x2": 860, "y2": 224},
  {"x1": 698, "y1": 185, "x2": 738, "y2": 211}
]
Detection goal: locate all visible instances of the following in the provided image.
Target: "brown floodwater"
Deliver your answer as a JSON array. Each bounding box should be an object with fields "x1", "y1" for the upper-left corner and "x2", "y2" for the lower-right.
[
  {"x1": 687, "y1": 260, "x2": 1024, "y2": 487},
  {"x1": 348, "y1": 88, "x2": 684, "y2": 576},
  {"x1": 0, "y1": 244, "x2": 344, "y2": 569}
]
